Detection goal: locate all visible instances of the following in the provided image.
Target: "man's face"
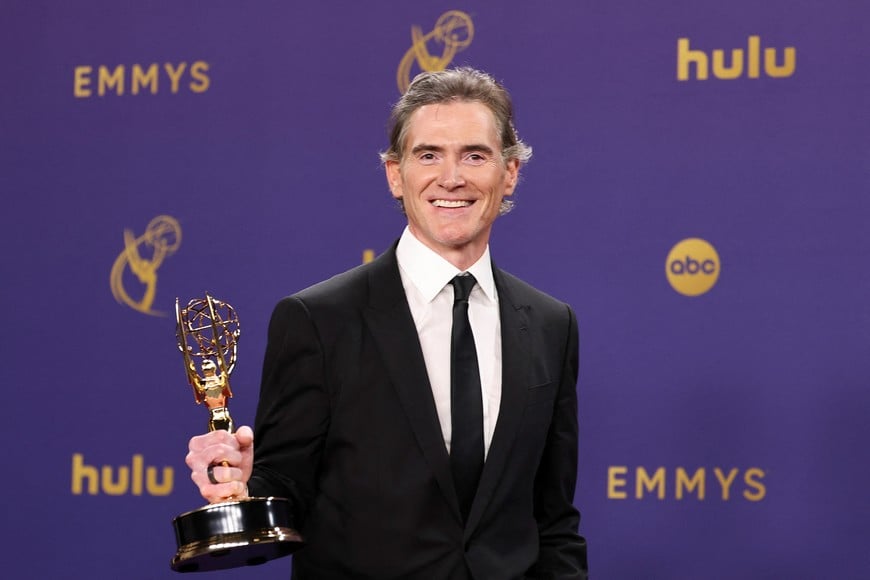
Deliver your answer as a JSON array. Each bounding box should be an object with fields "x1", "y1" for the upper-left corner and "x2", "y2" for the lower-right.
[{"x1": 386, "y1": 101, "x2": 519, "y2": 267}]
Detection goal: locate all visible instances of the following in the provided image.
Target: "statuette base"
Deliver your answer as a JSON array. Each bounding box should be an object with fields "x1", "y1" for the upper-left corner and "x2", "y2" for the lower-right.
[{"x1": 171, "y1": 497, "x2": 303, "y2": 572}]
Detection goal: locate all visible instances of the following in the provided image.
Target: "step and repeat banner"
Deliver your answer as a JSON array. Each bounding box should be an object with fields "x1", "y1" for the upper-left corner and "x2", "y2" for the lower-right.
[{"x1": 3, "y1": 1, "x2": 868, "y2": 578}]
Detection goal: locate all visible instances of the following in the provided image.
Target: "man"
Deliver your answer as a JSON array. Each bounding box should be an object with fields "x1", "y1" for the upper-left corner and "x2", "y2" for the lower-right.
[{"x1": 186, "y1": 67, "x2": 588, "y2": 579}]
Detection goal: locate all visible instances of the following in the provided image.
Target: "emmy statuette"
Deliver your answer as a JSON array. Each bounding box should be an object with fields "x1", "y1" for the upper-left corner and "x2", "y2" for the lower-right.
[{"x1": 171, "y1": 294, "x2": 303, "y2": 572}]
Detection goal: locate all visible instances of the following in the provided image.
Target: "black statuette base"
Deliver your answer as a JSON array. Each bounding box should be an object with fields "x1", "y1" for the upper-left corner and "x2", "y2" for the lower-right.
[{"x1": 171, "y1": 497, "x2": 303, "y2": 573}]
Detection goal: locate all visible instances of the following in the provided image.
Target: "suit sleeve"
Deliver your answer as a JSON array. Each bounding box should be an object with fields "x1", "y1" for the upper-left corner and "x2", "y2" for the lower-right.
[
  {"x1": 247, "y1": 296, "x2": 329, "y2": 528},
  {"x1": 527, "y1": 304, "x2": 589, "y2": 579}
]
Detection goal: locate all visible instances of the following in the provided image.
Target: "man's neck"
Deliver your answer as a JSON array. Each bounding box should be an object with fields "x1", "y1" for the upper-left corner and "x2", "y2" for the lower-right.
[{"x1": 406, "y1": 229, "x2": 489, "y2": 272}]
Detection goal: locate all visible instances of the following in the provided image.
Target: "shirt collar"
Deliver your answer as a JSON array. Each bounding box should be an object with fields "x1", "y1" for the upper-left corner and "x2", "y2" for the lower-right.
[{"x1": 396, "y1": 226, "x2": 497, "y2": 304}]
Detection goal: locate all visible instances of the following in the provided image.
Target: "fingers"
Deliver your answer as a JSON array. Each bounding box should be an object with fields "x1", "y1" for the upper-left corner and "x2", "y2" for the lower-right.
[
  {"x1": 191, "y1": 476, "x2": 247, "y2": 503},
  {"x1": 187, "y1": 442, "x2": 243, "y2": 471},
  {"x1": 185, "y1": 427, "x2": 254, "y2": 504},
  {"x1": 188, "y1": 429, "x2": 237, "y2": 453},
  {"x1": 195, "y1": 464, "x2": 248, "y2": 502},
  {"x1": 207, "y1": 464, "x2": 245, "y2": 485}
]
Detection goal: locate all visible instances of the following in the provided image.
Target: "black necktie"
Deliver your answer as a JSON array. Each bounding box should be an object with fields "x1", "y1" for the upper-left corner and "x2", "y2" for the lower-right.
[{"x1": 449, "y1": 274, "x2": 484, "y2": 522}]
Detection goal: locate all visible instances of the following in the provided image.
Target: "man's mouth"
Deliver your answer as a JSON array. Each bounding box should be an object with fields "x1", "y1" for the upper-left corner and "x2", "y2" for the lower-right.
[{"x1": 431, "y1": 199, "x2": 473, "y2": 208}]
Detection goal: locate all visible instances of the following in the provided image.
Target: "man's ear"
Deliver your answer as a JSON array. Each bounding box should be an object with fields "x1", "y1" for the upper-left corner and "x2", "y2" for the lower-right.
[
  {"x1": 503, "y1": 158, "x2": 520, "y2": 197},
  {"x1": 385, "y1": 160, "x2": 403, "y2": 200}
]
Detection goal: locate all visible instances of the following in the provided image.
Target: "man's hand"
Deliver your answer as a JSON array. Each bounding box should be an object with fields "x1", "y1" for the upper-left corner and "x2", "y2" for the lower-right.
[{"x1": 186, "y1": 425, "x2": 254, "y2": 503}]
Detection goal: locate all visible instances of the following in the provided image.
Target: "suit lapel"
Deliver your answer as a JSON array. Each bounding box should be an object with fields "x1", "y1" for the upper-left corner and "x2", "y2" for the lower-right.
[
  {"x1": 465, "y1": 266, "x2": 531, "y2": 535},
  {"x1": 362, "y1": 246, "x2": 461, "y2": 519}
]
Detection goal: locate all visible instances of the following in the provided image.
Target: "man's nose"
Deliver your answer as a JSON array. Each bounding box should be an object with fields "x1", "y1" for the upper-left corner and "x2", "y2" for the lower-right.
[{"x1": 438, "y1": 159, "x2": 466, "y2": 190}]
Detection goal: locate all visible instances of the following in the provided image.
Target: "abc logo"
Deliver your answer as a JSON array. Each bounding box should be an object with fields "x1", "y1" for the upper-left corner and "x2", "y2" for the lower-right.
[{"x1": 666, "y1": 238, "x2": 720, "y2": 296}]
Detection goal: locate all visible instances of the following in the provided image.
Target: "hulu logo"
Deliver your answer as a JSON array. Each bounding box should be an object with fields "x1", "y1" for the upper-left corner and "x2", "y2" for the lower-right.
[
  {"x1": 677, "y1": 36, "x2": 796, "y2": 81},
  {"x1": 71, "y1": 453, "x2": 173, "y2": 496}
]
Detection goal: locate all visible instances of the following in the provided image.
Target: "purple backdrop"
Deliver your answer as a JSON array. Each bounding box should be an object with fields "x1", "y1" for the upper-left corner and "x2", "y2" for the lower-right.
[{"x1": 2, "y1": 1, "x2": 868, "y2": 578}]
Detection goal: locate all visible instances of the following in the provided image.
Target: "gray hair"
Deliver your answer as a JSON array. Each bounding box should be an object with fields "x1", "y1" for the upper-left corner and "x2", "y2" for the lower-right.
[{"x1": 380, "y1": 67, "x2": 532, "y2": 214}]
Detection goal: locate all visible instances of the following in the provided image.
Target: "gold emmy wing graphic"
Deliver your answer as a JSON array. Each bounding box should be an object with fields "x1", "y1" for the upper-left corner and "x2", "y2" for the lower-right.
[
  {"x1": 110, "y1": 215, "x2": 182, "y2": 316},
  {"x1": 396, "y1": 10, "x2": 474, "y2": 93},
  {"x1": 171, "y1": 294, "x2": 303, "y2": 573}
]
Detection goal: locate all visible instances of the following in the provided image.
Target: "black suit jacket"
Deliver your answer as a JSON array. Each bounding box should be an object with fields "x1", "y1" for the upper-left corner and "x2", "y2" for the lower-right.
[{"x1": 249, "y1": 245, "x2": 588, "y2": 579}]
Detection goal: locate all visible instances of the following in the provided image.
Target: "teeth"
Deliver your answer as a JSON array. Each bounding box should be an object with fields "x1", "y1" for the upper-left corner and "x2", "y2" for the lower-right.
[{"x1": 432, "y1": 199, "x2": 471, "y2": 208}]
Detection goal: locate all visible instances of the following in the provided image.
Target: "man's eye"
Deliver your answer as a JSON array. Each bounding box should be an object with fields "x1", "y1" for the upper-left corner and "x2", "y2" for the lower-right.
[{"x1": 465, "y1": 153, "x2": 486, "y2": 163}]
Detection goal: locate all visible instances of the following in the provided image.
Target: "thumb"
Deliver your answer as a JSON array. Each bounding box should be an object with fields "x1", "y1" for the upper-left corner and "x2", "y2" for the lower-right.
[{"x1": 235, "y1": 425, "x2": 254, "y2": 450}]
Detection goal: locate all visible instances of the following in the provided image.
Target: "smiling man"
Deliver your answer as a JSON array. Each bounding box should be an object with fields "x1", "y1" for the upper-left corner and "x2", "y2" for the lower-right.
[
  {"x1": 186, "y1": 67, "x2": 588, "y2": 579},
  {"x1": 385, "y1": 98, "x2": 519, "y2": 271}
]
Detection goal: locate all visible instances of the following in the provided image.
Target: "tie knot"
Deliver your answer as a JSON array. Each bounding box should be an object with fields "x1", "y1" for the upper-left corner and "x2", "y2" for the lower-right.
[{"x1": 450, "y1": 274, "x2": 477, "y2": 303}]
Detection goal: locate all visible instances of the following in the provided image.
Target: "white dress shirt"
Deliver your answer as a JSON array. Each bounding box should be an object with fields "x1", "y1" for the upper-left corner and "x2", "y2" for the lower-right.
[{"x1": 395, "y1": 226, "x2": 502, "y2": 459}]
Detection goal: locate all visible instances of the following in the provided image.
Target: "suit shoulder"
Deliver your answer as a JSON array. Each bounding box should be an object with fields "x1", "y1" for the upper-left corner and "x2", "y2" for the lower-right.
[
  {"x1": 299, "y1": 262, "x2": 370, "y2": 300},
  {"x1": 497, "y1": 268, "x2": 574, "y2": 315},
  {"x1": 270, "y1": 261, "x2": 371, "y2": 316},
  {"x1": 264, "y1": 263, "x2": 372, "y2": 346},
  {"x1": 273, "y1": 243, "x2": 402, "y2": 317}
]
